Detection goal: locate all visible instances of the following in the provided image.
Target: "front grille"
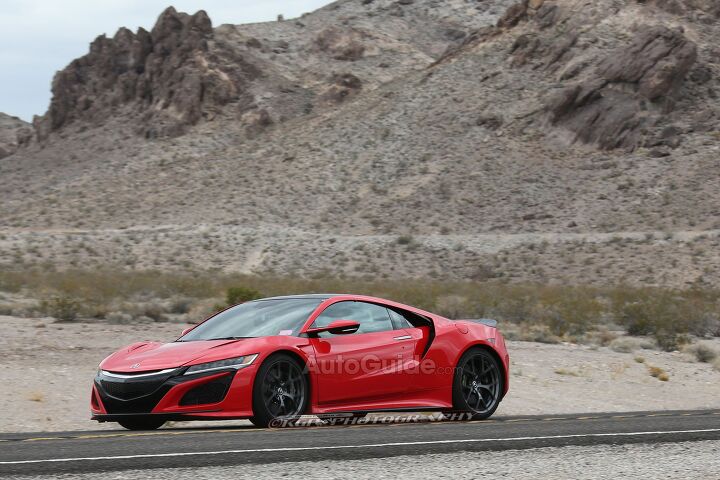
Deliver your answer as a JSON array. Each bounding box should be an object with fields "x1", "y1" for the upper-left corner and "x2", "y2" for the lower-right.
[
  {"x1": 179, "y1": 375, "x2": 232, "y2": 406},
  {"x1": 96, "y1": 384, "x2": 173, "y2": 414},
  {"x1": 99, "y1": 378, "x2": 166, "y2": 400},
  {"x1": 96, "y1": 369, "x2": 180, "y2": 414},
  {"x1": 95, "y1": 369, "x2": 237, "y2": 414}
]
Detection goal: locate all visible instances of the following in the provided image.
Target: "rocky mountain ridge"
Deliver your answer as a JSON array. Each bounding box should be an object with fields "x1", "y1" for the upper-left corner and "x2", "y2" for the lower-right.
[
  {"x1": 31, "y1": 1, "x2": 519, "y2": 143},
  {"x1": 1, "y1": 0, "x2": 719, "y2": 287}
]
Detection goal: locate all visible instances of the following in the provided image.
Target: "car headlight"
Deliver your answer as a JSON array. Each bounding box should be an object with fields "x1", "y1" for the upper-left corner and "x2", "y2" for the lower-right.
[{"x1": 184, "y1": 354, "x2": 258, "y2": 375}]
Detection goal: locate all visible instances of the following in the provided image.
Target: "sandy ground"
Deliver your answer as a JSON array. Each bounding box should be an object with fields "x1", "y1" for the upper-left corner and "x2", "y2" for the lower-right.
[{"x1": 1, "y1": 315, "x2": 719, "y2": 433}]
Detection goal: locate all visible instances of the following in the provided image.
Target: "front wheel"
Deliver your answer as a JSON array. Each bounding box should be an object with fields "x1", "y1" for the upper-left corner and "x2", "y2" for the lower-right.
[
  {"x1": 449, "y1": 347, "x2": 503, "y2": 420},
  {"x1": 117, "y1": 417, "x2": 166, "y2": 430},
  {"x1": 250, "y1": 353, "x2": 309, "y2": 428}
]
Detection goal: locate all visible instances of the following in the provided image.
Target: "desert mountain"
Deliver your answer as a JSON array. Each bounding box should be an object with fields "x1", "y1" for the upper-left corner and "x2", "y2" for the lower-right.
[
  {"x1": 1, "y1": 0, "x2": 719, "y2": 287},
  {"x1": 0, "y1": 113, "x2": 31, "y2": 159}
]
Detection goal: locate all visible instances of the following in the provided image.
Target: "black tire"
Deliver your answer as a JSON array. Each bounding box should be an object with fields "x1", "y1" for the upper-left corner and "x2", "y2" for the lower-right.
[
  {"x1": 250, "y1": 353, "x2": 309, "y2": 428},
  {"x1": 117, "y1": 417, "x2": 166, "y2": 431},
  {"x1": 449, "y1": 347, "x2": 503, "y2": 420}
]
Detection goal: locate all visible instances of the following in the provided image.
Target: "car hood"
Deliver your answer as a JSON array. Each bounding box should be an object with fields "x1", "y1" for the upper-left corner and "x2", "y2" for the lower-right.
[{"x1": 99, "y1": 338, "x2": 259, "y2": 373}]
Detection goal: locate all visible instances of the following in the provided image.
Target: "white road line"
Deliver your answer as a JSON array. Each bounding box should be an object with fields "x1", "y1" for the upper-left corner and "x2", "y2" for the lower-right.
[{"x1": 2, "y1": 429, "x2": 719, "y2": 465}]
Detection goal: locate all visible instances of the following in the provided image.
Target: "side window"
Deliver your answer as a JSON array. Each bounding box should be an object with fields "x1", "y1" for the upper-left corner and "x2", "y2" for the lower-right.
[
  {"x1": 388, "y1": 309, "x2": 414, "y2": 329},
  {"x1": 312, "y1": 301, "x2": 394, "y2": 336}
]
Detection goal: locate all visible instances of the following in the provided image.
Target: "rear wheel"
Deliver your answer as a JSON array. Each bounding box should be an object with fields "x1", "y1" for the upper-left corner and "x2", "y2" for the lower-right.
[
  {"x1": 250, "y1": 353, "x2": 309, "y2": 428},
  {"x1": 117, "y1": 417, "x2": 166, "y2": 431},
  {"x1": 449, "y1": 347, "x2": 503, "y2": 420}
]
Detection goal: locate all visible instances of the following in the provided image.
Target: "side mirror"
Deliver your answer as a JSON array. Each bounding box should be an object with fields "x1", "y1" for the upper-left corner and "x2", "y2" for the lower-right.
[
  {"x1": 180, "y1": 326, "x2": 194, "y2": 337},
  {"x1": 306, "y1": 319, "x2": 360, "y2": 336}
]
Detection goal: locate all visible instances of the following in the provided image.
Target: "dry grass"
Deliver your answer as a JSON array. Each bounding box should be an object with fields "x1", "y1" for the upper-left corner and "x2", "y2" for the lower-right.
[
  {"x1": 634, "y1": 356, "x2": 645, "y2": 363},
  {"x1": 27, "y1": 391, "x2": 44, "y2": 402},
  {"x1": 647, "y1": 365, "x2": 669, "y2": 381},
  {"x1": 554, "y1": 368, "x2": 583, "y2": 377}
]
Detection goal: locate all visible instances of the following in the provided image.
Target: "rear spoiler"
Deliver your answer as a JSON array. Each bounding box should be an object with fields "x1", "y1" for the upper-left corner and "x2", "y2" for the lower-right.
[{"x1": 459, "y1": 318, "x2": 498, "y2": 328}]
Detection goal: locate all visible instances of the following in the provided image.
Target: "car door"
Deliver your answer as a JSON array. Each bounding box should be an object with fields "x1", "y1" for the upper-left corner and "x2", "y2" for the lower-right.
[
  {"x1": 387, "y1": 308, "x2": 441, "y2": 394},
  {"x1": 308, "y1": 301, "x2": 415, "y2": 406}
]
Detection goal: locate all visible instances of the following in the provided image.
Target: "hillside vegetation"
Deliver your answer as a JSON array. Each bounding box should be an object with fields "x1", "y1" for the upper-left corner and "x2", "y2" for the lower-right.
[{"x1": 1, "y1": 270, "x2": 718, "y2": 351}]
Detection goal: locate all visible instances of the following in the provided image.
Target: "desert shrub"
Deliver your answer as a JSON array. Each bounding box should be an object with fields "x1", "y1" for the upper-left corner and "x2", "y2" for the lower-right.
[
  {"x1": 433, "y1": 294, "x2": 471, "y2": 319},
  {"x1": 654, "y1": 331, "x2": 690, "y2": 352},
  {"x1": 585, "y1": 328, "x2": 618, "y2": 347},
  {"x1": 396, "y1": 235, "x2": 414, "y2": 245},
  {"x1": 106, "y1": 311, "x2": 133, "y2": 324},
  {"x1": 638, "y1": 338, "x2": 658, "y2": 350},
  {"x1": 39, "y1": 295, "x2": 81, "y2": 322},
  {"x1": 119, "y1": 301, "x2": 169, "y2": 322},
  {"x1": 609, "y1": 337, "x2": 640, "y2": 353},
  {"x1": 610, "y1": 289, "x2": 715, "y2": 351},
  {"x1": 0, "y1": 273, "x2": 23, "y2": 293},
  {"x1": 504, "y1": 323, "x2": 561, "y2": 344},
  {"x1": 226, "y1": 286, "x2": 262, "y2": 306},
  {"x1": 138, "y1": 301, "x2": 166, "y2": 321},
  {"x1": 3, "y1": 270, "x2": 719, "y2": 341},
  {"x1": 169, "y1": 297, "x2": 193, "y2": 314},
  {"x1": 186, "y1": 299, "x2": 224, "y2": 323},
  {"x1": 684, "y1": 343, "x2": 719, "y2": 363},
  {"x1": 531, "y1": 287, "x2": 603, "y2": 336}
]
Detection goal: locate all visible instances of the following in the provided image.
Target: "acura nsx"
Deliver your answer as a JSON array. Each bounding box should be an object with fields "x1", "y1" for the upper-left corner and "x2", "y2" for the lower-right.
[{"x1": 91, "y1": 294, "x2": 510, "y2": 429}]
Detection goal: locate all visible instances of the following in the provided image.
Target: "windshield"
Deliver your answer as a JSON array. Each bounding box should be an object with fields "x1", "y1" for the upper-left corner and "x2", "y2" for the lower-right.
[{"x1": 179, "y1": 298, "x2": 322, "y2": 341}]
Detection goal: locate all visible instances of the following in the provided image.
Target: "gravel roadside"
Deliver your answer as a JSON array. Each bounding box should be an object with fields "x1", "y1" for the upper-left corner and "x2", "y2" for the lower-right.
[{"x1": 9, "y1": 441, "x2": 719, "y2": 480}]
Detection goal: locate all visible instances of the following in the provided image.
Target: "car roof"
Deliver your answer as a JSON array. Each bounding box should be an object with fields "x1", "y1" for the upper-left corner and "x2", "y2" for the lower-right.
[
  {"x1": 253, "y1": 294, "x2": 342, "y2": 301},
  {"x1": 251, "y1": 294, "x2": 437, "y2": 319}
]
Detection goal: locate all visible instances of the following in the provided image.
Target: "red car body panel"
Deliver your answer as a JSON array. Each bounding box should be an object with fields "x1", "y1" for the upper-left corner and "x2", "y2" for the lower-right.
[{"x1": 91, "y1": 294, "x2": 510, "y2": 421}]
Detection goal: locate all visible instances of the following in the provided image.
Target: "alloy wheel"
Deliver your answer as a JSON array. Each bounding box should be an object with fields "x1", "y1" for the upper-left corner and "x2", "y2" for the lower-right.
[
  {"x1": 261, "y1": 359, "x2": 306, "y2": 418},
  {"x1": 460, "y1": 353, "x2": 501, "y2": 414}
]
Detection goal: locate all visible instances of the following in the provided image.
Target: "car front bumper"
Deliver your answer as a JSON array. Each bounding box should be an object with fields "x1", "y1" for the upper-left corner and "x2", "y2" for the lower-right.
[{"x1": 91, "y1": 364, "x2": 256, "y2": 420}]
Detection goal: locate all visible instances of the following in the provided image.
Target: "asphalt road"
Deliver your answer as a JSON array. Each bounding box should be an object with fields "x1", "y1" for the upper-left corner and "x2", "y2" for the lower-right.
[{"x1": 1, "y1": 410, "x2": 719, "y2": 477}]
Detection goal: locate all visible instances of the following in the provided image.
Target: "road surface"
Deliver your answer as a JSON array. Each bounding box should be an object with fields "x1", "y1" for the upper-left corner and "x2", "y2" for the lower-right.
[{"x1": 1, "y1": 410, "x2": 719, "y2": 476}]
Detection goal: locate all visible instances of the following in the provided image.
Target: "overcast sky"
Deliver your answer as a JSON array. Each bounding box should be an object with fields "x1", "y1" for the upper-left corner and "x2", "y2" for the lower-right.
[{"x1": 0, "y1": 1, "x2": 333, "y2": 122}]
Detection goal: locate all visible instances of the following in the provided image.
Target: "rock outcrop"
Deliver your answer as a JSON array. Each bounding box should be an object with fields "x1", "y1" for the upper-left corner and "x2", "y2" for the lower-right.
[
  {"x1": 313, "y1": 27, "x2": 365, "y2": 61},
  {"x1": 497, "y1": 0, "x2": 529, "y2": 28},
  {"x1": 0, "y1": 113, "x2": 31, "y2": 159},
  {"x1": 320, "y1": 73, "x2": 363, "y2": 104},
  {"x1": 546, "y1": 26, "x2": 697, "y2": 150},
  {"x1": 34, "y1": 7, "x2": 260, "y2": 140}
]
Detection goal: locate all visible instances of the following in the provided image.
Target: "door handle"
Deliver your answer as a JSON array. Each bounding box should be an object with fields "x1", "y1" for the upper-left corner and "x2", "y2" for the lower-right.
[{"x1": 393, "y1": 335, "x2": 412, "y2": 341}]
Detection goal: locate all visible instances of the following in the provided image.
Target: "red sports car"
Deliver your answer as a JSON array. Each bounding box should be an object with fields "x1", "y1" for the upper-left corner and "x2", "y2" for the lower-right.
[{"x1": 91, "y1": 294, "x2": 510, "y2": 430}]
